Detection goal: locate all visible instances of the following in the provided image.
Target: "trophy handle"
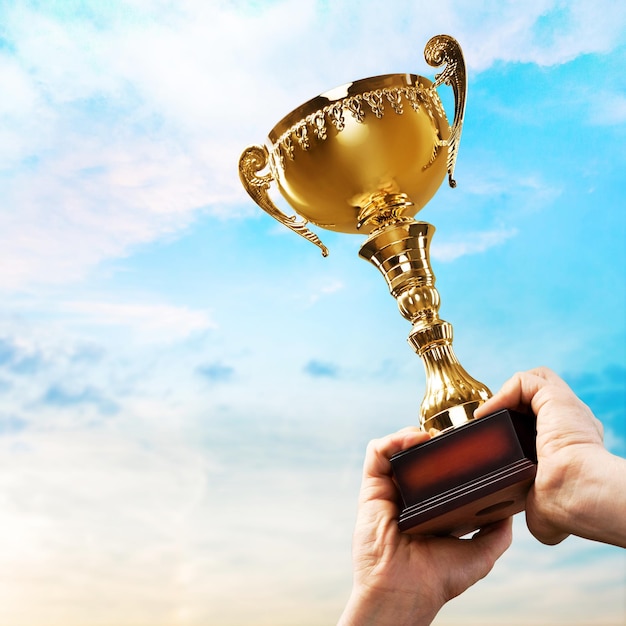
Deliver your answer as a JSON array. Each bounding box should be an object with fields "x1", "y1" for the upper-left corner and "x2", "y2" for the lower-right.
[
  {"x1": 424, "y1": 35, "x2": 467, "y2": 188},
  {"x1": 238, "y1": 145, "x2": 329, "y2": 257}
]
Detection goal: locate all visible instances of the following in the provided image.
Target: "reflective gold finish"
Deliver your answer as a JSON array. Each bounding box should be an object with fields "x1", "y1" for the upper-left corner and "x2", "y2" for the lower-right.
[
  {"x1": 239, "y1": 145, "x2": 329, "y2": 256},
  {"x1": 239, "y1": 35, "x2": 491, "y2": 431},
  {"x1": 359, "y1": 220, "x2": 491, "y2": 431}
]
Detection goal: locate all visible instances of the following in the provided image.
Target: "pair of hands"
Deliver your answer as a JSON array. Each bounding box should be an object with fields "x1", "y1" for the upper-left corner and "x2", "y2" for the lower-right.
[{"x1": 338, "y1": 367, "x2": 625, "y2": 626}]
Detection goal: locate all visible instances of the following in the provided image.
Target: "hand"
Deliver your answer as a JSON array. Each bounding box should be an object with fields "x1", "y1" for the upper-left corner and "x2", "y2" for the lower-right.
[
  {"x1": 338, "y1": 428, "x2": 512, "y2": 626},
  {"x1": 475, "y1": 367, "x2": 626, "y2": 548}
]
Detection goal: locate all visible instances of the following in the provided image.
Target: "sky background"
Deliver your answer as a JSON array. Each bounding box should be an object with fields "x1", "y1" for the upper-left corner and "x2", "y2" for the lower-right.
[{"x1": 0, "y1": 0, "x2": 625, "y2": 625}]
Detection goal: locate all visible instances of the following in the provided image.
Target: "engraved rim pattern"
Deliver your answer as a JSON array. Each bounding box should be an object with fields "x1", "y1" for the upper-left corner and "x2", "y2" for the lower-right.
[{"x1": 269, "y1": 84, "x2": 448, "y2": 172}]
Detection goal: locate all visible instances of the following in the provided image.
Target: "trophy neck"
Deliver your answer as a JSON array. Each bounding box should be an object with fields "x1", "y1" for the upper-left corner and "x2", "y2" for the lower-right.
[
  {"x1": 358, "y1": 218, "x2": 435, "y2": 309},
  {"x1": 359, "y1": 215, "x2": 491, "y2": 433},
  {"x1": 358, "y1": 218, "x2": 437, "y2": 324}
]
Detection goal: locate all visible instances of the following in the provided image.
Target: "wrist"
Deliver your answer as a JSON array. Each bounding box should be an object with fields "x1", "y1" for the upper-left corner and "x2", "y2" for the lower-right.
[
  {"x1": 547, "y1": 446, "x2": 626, "y2": 547},
  {"x1": 337, "y1": 583, "x2": 440, "y2": 626},
  {"x1": 566, "y1": 448, "x2": 626, "y2": 547}
]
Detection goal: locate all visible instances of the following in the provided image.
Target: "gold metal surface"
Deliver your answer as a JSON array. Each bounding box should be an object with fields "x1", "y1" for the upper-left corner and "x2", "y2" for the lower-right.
[
  {"x1": 239, "y1": 145, "x2": 329, "y2": 256},
  {"x1": 359, "y1": 219, "x2": 491, "y2": 431},
  {"x1": 239, "y1": 35, "x2": 491, "y2": 432}
]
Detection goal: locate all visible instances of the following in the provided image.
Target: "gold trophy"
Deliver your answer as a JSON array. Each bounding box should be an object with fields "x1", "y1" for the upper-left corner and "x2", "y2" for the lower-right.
[{"x1": 239, "y1": 35, "x2": 536, "y2": 537}]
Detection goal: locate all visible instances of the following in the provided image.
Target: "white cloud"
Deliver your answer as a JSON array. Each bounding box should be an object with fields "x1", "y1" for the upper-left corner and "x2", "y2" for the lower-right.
[
  {"x1": 0, "y1": 430, "x2": 216, "y2": 626},
  {"x1": 0, "y1": 114, "x2": 238, "y2": 288},
  {"x1": 306, "y1": 278, "x2": 345, "y2": 305},
  {"x1": 589, "y1": 91, "x2": 626, "y2": 126},
  {"x1": 432, "y1": 227, "x2": 518, "y2": 261},
  {"x1": 61, "y1": 300, "x2": 215, "y2": 340},
  {"x1": 0, "y1": 395, "x2": 363, "y2": 625},
  {"x1": 449, "y1": 0, "x2": 626, "y2": 70},
  {"x1": 0, "y1": 0, "x2": 624, "y2": 290}
]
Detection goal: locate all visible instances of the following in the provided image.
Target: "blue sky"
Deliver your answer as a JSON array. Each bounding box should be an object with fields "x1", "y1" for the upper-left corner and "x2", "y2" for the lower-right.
[{"x1": 0, "y1": 1, "x2": 625, "y2": 625}]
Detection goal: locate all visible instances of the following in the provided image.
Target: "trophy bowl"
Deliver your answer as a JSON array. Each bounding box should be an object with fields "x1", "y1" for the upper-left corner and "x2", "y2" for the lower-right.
[{"x1": 264, "y1": 73, "x2": 451, "y2": 234}]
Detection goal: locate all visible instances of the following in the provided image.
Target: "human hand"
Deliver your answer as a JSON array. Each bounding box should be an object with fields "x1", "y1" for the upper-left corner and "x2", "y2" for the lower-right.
[
  {"x1": 475, "y1": 367, "x2": 626, "y2": 548},
  {"x1": 337, "y1": 428, "x2": 512, "y2": 626}
]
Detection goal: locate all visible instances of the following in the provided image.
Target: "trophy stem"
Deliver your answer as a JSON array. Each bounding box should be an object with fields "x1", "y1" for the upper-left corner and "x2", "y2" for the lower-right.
[{"x1": 358, "y1": 206, "x2": 491, "y2": 433}]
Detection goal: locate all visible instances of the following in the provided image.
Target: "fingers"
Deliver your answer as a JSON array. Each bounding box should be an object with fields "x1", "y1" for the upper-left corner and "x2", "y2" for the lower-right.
[
  {"x1": 362, "y1": 427, "x2": 430, "y2": 481},
  {"x1": 458, "y1": 518, "x2": 514, "y2": 581},
  {"x1": 466, "y1": 517, "x2": 513, "y2": 581},
  {"x1": 474, "y1": 367, "x2": 565, "y2": 418},
  {"x1": 358, "y1": 427, "x2": 430, "y2": 513},
  {"x1": 431, "y1": 517, "x2": 513, "y2": 602},
  {"x1": 472, "y1": 516, "x2": 514, "y2": 560}
]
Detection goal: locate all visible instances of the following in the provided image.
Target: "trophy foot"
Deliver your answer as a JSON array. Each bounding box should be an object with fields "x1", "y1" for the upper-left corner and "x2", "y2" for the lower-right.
[
  {"x1": 390, "y1": 409, "x2": 537, "y2": 537},
  {"x1": 423, "y1": 400, "x2": 483, "y2": 434}
]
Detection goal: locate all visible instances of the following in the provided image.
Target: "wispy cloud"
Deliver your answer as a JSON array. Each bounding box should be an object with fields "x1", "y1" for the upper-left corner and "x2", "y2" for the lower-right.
[
  {"x1": 61, "y1": 300, "x2": 215, "y2": 341},
  {"x1": 307, "y1": 279, "x2": 345, "y2": 305},
  {"x1": 432, "y1": 228, "x2": 518, "y2": 262},
  {"x1": 1, "y1": 0, "x2": 623, "y2": 290},
  {"x1": 588, "y1": 91, "x2": 626, "y2": 126},
  {"x1": 452, "y1": 0, "x2": 626, "y2": 70}
]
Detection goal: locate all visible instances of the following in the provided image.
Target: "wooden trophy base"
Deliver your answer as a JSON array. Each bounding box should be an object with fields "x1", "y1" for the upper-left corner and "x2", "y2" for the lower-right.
[{"x1": 390, "y1": 409, "x2": 537, "y2": 537}]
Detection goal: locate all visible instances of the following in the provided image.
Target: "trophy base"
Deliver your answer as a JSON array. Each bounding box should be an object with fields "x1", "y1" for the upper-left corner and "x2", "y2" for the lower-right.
[{"x1": 390, "y1": 409, "x2": 537, "y2": 537}]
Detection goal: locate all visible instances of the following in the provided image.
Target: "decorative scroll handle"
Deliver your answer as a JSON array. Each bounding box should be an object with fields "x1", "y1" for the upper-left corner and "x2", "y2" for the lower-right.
[
  {"x1": 238, "y1": 145, "x2": 329, "y2": 257},
  {"x1": 424, "y1": 34, "x2": 467, "y2": 188}
]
